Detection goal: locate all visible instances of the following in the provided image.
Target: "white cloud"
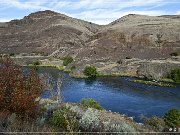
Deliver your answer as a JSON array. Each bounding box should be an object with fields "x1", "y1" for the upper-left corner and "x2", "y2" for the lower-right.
[
  {"x1": 0, "y1": 0, "x2": 179, "y2": 24},
  {"x1": 176, "y1": 11, "x2": 180, "y2": 15}
]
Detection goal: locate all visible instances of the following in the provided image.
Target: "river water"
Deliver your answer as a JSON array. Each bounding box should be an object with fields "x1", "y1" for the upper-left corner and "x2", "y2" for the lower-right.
[{"x1": 38, "y1": 67, "x2": 180, "y2": 122}]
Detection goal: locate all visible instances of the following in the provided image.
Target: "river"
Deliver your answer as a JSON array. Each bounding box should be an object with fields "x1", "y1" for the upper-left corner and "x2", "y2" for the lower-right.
[{"x1": 37, "y1": 67, "x2": 180, "y2": 122}]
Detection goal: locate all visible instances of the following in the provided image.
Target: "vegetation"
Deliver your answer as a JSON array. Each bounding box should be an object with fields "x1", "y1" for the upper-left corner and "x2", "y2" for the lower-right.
[
  {"x1": 50, "y1": 106, "x2": 79, "y2": 132},
  {"x1": 0, "y1": 57, "x2": 43, "y2": 119},
  {"x1": 164, "y1": 109, "x2": 180, "y2": 128},
  {"x1": 63, "y1": 56, "x2": 73, "y2": 66},
  {"x1": 32, "y1": 61, "x2": 41, "y2": 66},
  {"x1": 70, "y1": 66, "x2": 76, "y2": 71},
  {"x1": 142, "y1": 115, "x2": 165, "y2": 131},
  {"x1": 80, "y1": 98, "x2": 103, "y2": 110},
  {"x1": 170, "y1": 52, "x2": 180, "y2": 56},
  {"x1": 131, "y1": 79, "x2": 175, "y2": 87},
  {"x1": 9, "y1": 53, "x2": 15, "y2": 56},
  {"x1": 168, "y1": 68, "x2": 180, "y2": 83},
  {"x1": 83, "y1": 66, "x2": 98, "y2": 78}
]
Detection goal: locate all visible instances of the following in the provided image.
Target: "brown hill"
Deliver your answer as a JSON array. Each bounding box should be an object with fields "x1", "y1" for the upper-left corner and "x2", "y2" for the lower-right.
[
  {"x1": 0, "y1": 10, "x2": 101, "y2": 55},
  {"x1": 0, "y1": 11, "x2": 180, "y2": 61}
]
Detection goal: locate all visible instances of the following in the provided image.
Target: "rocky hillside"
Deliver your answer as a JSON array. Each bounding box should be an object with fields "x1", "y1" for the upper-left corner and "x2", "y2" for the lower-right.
[
  {"x1": 76, "y1": 14, "x2": 180, "y2": 63},
  {"x1": 1, "y1": 11, "x2": 180, "y2": 78},
  {"x1": 0, "y1": 10, "x2": 101, "y2": 55}
]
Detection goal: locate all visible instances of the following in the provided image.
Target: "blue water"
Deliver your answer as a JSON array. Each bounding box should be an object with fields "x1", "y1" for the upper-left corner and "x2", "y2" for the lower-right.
[{"x1": 38, "y1": 67, "x2": 180, "y2": 122}]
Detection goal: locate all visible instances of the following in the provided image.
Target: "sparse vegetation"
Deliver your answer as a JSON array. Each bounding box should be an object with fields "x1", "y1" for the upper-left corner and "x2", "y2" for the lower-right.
[
  {"x1": 83, "y1": 66, "x2": 98, "y2": 78},
  {"x1": 63, "y1": 56, "x2": 73, "y2": 66},
  {"x1": 80, "y1": 98, "x2": 103, "y2": 110},
  {"x1": 131, "y1": 79, "x2": 175, "y2": 87}
]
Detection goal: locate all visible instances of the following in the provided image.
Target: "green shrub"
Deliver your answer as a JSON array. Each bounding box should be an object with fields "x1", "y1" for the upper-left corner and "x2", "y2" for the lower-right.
[
  {"x1": 9, "y1": 53, "x2": 15, "y2": 56},
  {"x1": 164, "y1": 109, "x2": 180, "y2": 128},
  {"x1": 50, "y1": 106, "x2": 79, "y2": 132},
  {"x1": 63, "y1": 56, "x2": 73, "y2": 66},
  {"x1": 32, "y1": 61, "x2": 41, "y2": 66},
  {"x1": 169, "y1": 69, "x2": 180, "y2": 83},
  {"x1": 83, "y1": 66, "x2": 97, "y2": 77},
  {"x1": 70, "y1": 66, "x2": 76, "y2": 71},
  {"x1": 80, "y1": 98, "x2": 103, "y2": 110},
  {"x1": 170, "y1": 52, "x2": 180, "y2": 56}
]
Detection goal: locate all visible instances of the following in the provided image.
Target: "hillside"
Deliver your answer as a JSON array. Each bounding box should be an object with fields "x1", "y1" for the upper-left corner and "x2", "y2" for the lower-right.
[
  {"x1": 1, "y1": 11, "x2": 180, "y2": 79},
  {"x1": 0, "y1": 10, "x2": 101, "y2": 55}
]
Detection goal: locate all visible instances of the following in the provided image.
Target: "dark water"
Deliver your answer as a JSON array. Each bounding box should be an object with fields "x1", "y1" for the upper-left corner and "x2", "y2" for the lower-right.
[{"x1": 38, "y1": 67, "x2": 180, "y2": 122}]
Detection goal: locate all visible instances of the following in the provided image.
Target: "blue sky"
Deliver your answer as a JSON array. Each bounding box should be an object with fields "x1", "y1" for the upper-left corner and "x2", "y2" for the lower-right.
[{"x1": 0, "y1": 0, "x2": 180, "y2": 24}]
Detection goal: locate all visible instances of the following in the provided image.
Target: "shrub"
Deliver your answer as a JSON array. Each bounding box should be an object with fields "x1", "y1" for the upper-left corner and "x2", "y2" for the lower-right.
[
  {"x1": 164, "y1": 109, "x2": 180, "y2": 128},
  {"x1": 0, "y1": 57, "x2": 43, "y2": 118},
  {"x1": 142, "y1": 116, "x2": 165, "y2": 131},
  {"x1": 50, "y1": 106, "x2": 79, "y2": 132},
  {"x1": 79, "y1": 108, "x2": 100, "y2": 131},
  {"x1": 80, "y1": 98, "x2": 103, "y2": 110},
  {"x1": 63, "y1": 56, "x2": 73, "y2": 66},
  {"x1": 9, "y1": 53, "x2": 15, "y2": 56},
  {"x1": 170, "y1": 52, "x2": 180, "y2": 56},
  {"x1": 83, "y1": 66, "x2": 97, "y2": 77},
  {"x1": 70, "y1": 66, "x2": 76, "y2": 71},
  {"x1": 169, "y1": 68, "x2": 180, "y2": 83},
  {"x1": 32, "y1": 61, "x2": 41, "y2": 66}
]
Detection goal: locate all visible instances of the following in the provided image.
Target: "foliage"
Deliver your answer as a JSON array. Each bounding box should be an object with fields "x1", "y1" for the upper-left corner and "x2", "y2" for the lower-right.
[
  {"x1": 70, "y1": 66, "x2": 76, "y2": 71},
  {"x1": 164, "y1": 109, "x2": 180, "y2": 128},
  {"x1": 170, "y1": 52, "x2": 180, "y2": 56},
  {"x1": 141, "y1": 115, "x2": 165, "y2": 131},
  {"x1": 0, "y1": 57, "x2": 43, "y2": 119},
  {"x1": 83, "y1": 66, "x2": 98, "y2": 78},
  {"x1": 80, "y1": 98, "x2": 103, "y2": 110},
  {"x1": 50, "y1": 106, "x2": 79, "y2": 132},
  {"x1": 32, "y1": 61, "x2": 41, "y2": 66},
  {"x1": 9, "y1": 53, "x2": 15, "y2": 56},
  {"x1": 79, "y1": 108, "x2": 100, "y2": 131},
  {"x1": 63, "y1": 56, "x2": 73, "y2": 66},
  {"x1": 103, "y1": 120, "x2": 136, "y2": 134},
  {"x1": 169, "y1": 69, "x2": 180, "y2": 83}
]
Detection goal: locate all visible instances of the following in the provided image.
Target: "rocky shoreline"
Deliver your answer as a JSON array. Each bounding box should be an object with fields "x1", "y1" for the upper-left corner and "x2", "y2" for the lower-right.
[{"x1": 12, "y1": 56, "x2": 180, "y2": 84}]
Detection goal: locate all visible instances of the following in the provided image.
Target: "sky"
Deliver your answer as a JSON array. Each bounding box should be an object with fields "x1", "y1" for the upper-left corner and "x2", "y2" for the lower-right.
[{"x1": 0, "y1": 0, "x2": 180, "y2": 25}]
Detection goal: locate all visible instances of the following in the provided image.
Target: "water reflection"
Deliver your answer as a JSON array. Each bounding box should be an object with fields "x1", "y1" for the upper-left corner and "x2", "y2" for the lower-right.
[{"x1": 38, "y1": 67, "x2": 180, "y2": 122}]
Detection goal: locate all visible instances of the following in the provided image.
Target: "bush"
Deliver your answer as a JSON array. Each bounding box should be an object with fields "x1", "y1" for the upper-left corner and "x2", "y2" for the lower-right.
[
  {"x1": 164, "y1": 109, "x2": 180, "y2": 128},
  {"x1": 80, "y1": 98, "x2": 103, "y2": 110},
  {"x1": 9, "y1": 53, "x2": 15, "y2": 56},
  {"x1": 83, "y1": 66, "x2": 97, "y2": 77},
  {"x1": 63, "y1": 56, "x2": 73, "y2": 66},
  {"x1": 79, "y1": 108, "x2": 100, "y2": 131},
  {"x1": 142, "y1": 116, "x2": 165, "y2": 131},
  {"x1": 50, "y1": 106, "x2": 79, "y2": 132},
  {"x1": 0, "y1": 57, "x2": 43, "y2": 118},
  {"x1": 32, "y1": 61, "x2": 41, "y2": 66},
  {"x1": 170, "y1": 52, "x2": 180, "y2": 56},
  {"x1": 70, "y1": 66, "x2": 76, "y2": 71},
  {"x1": 169, "y1": 68, "x2": 180, "y2": 83}
]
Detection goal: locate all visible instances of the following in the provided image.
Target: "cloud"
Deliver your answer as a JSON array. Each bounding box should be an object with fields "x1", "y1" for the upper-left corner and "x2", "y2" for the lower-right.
[
  {"x1": 176, "y1": 11, "x2": 180, "y2": 15},
  {"x1": 0, "y1": 0, "x2": 179, "y2": 24}
]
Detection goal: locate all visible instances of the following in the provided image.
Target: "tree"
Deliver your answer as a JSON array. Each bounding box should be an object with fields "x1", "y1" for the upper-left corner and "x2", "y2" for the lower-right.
[{"x1": 0, "y1": 57, "x2": 43, "y2": 119}]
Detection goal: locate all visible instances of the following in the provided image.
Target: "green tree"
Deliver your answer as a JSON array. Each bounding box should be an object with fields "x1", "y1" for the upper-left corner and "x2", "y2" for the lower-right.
[
  {"x1": 83, "y1": 66, "x2": 97, "y2": 78},
  {"x1": 164, "y1": 109, "x2": 180, "y2": 128}
]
